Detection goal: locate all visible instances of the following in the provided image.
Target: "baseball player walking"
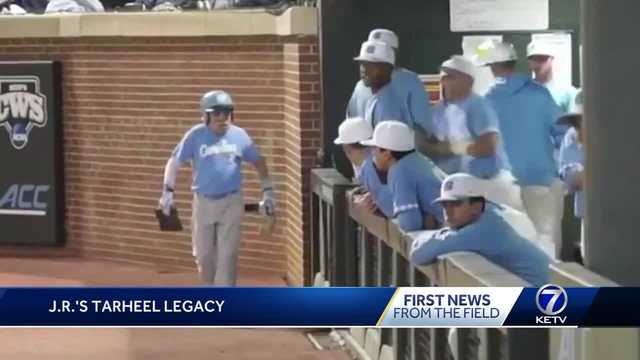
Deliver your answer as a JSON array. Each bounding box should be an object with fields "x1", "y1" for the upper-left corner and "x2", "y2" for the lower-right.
[{"x1": 158, "y1": 90, "x2": 275, "y2": 286}]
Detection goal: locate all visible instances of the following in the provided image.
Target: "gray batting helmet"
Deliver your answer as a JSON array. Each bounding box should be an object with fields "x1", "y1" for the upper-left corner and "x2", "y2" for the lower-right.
[{"x1": 200, "y1": 90, "x2": 234, "y2": 114}]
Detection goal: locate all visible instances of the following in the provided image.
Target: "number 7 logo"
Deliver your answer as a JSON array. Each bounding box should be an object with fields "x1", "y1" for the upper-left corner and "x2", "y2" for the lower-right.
[{"x1": 536, "y1": 284, "x2": 568, "y2": 316}]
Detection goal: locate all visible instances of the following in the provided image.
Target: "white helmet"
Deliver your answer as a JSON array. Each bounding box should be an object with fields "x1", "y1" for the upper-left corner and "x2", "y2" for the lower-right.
[
  {"x1": 368, "y1": 29, "x2": 399, "y2": 50},
  {"x1": 334, "y1": 117, "x2": 373, "y2": 145},
  {"x1": 433, "y1": 173, "x2": 487, "y2": 203},
  {"x1": 360, "y1": 121, "x2": 415, "y2": 152},
  {"x1": 526, "y1": 41, "x2": 555, "y2": 58},
  {"x1": 472, "y1": 39, "x2": 518, "y2": 66},
  {"x1": 354, "y1": 40, "x2": 395, "y2": 65},
  {"x1": 440, "y1": 55, "x2": 476, "y2": 79}
]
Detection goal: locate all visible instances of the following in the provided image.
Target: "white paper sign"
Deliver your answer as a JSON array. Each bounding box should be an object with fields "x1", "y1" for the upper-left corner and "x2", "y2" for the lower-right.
[
  {"x1": 531, "y1": 32, "x2": 573, "y2": 87},
  {"x1": 462, "y1": 35, "x2": 502, "y2": 95},
  {"x1": 450, "y1": 0, "x2": 549, "y2": 32}
]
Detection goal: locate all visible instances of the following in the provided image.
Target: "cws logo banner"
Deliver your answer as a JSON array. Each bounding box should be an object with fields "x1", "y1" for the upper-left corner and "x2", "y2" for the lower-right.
[
  {"x1": 0, "y1": 76, "x2": 47, "y2": 150},
  {"x1": 0, "y1": 62, "x2": 64, "y2": 246}
]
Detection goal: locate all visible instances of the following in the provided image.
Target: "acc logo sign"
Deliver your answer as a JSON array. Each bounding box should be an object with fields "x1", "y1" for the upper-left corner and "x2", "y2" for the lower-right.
[{"x1": 0, "y1": 76, "x2": 47, "y2": 150}]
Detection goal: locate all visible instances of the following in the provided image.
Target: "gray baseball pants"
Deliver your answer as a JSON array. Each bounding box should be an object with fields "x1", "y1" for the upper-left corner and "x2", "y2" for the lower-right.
[{"x1": 191, "y1": 192, "x2": 244, "y2": 285}]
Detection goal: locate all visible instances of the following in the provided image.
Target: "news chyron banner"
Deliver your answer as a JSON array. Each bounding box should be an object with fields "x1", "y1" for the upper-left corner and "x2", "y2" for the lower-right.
[
  {"x1": 0, "y1": 286, "x2": 636, "y2": 327},
  {"x1": 0, "y1": 62, "x2": 64, "y2": 245}
]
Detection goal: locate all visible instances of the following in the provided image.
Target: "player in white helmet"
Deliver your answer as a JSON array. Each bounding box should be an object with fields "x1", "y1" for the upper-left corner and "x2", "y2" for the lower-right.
[
  {"x1": 479, "y1": 39, "x2": 565, "y2": 260},
  {"x1": 426, "y1": 55, "x2": 523, "y2": 212},
  {"x1": 410, "y1": 173, "x2": 550, "y2": 286},
  {"x1": 347, "y1": 29, "x2": 432, "y2": 131},
  {"x1": 527, "y1": 40, "x2": 578, "y2": 113},
  {"x1": 347, "y1": 29, "x2": 433, "y2": 150}
]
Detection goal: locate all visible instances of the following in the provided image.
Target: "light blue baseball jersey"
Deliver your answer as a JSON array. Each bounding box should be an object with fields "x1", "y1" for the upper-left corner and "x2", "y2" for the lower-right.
[
  {"x1": 388, "y1": 152, "x2": 445, "y2": 232},
  {"x1": 410, "y1": 203, "x2": 550, "y2": 286},
  {"x1": 431, "y1": 93, "x2": 511, "y2": 179},
  {"x1": 559, "y1": 127, "x2": 584, "y2": 218},
  {"x1": 544, "y1": 81, "x2": 579, "y2": 114},
  {"x1": 172, "y1": 124, "x2": 261, "y2": 196},
  {"x1": 347, "y1": 68, "x2": 430, "y2": 130},
  {"x1": 485, "y1": 74, "x2": 564, "y2": 186},
  {"x1": 362, "y1": 82, "x2": 411, "y2": 129},
  {"x1": 358, "y1": 155, "x2": 393, "y2": 218},
  {"x1": 352, "y1": 148, "x2": 372, "y2": 183},
  {"x1": 346, "y1": 79, "x2": 368, "y2": 119}
]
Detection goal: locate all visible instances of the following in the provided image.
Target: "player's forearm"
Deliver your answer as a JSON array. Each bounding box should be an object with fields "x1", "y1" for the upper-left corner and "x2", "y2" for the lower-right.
[
  {"x1": 466, "y1": 133, "x2": 498, "y2": 157},
  {"x1": 393, "y1": 210, "x2": 424, "y2": 232},
  {"x1": 254, "y1": 158, "x2": 273, "y2": 191},
  {"x1": 163, "y1": 156, "x2": 180, "y2": 191},
  {"x1": 409, "y1": 236, "x2": 440, "y2": 265},
  {"x1": 422, "y1": 138, "x2": 453, "y2": 158},
  {"x1": 424, "y1": 138, "x2": 474, "y2": 158},
  {"x1": 423, "y1": 214, "x2": 439, "y2": 230}
]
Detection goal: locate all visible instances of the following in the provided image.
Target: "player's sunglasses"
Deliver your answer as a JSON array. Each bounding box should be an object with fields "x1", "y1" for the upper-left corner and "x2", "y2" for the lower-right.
[{"x1": 206, "y1": 107, "x2": 233, "y2": 116}]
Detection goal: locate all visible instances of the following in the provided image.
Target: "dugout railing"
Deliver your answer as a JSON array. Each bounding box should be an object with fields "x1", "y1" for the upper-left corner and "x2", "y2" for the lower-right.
[{"x1": 309, "y1": 168, "x2": 639, "y2": 360}]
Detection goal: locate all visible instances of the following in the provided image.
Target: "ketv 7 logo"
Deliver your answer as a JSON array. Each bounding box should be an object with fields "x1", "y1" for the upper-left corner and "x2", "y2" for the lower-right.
[
  {"x1": 535, "y1": 284, "x2": 568, "y2": 325},
  {"x1": 0, "y1": 76, "x2": 47, "y2": 150}
]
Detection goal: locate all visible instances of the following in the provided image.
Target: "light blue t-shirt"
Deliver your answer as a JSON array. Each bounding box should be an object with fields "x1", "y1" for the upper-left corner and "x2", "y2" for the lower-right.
[
  {"x1": 358, "y1": 156, "x2": 393, "y2": 218},
  {"x1": 486, "y1": 74, "x2": 564, "y2": 186},
  {"x1": 352, "y1": 148, "x2": 372, "y2": 183},
  {"x1": 544, "y1": 81, "x2": 579, "y2": 114},
  {"x1": 347, "y1": 67, "x2": 431, "y2": 131},
  {"x1": 172, "y1": 124, "x2": 261, "y2": 197},
  {"x1": 559, "y1": 127, "x2": 584, "y2": 218},
  {"x1": 409, "y1": 203, "x2": 550, "y2": 286},
  {"x1": 431, "y1": 93, "x2": 511, "y2": 179},
  {"x1": 362, "y1": 82, "x2": 411, "y2": 129},
  {"x1": 388, "y1": 152, "x2": 445, "y2": 232}
]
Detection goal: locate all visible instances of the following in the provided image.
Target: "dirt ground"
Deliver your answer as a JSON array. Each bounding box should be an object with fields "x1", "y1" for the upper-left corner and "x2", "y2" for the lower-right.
[{"x1": 0, "y1": 257, "x2": 351, "y2": 360}]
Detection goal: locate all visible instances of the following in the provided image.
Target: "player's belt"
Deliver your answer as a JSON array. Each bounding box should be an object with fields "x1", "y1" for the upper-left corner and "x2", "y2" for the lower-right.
[{"x1": 201, "y1": 190, "x2": 239, "y2": 201}]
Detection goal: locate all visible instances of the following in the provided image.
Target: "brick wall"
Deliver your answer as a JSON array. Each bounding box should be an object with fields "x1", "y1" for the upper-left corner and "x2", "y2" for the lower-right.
[
  {"x1": 0, "y1": 35, "x2": 320, "y2": 284},
  {"x1": 282, "y1": 41, "x2": 321, "y2": 286}
]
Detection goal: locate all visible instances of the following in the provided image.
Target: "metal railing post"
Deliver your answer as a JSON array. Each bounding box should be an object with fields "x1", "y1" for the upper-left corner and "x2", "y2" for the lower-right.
[
  {"x1": 309, "y1": 173, "x2": 321, "y2": 286},
  {"x1": 485, "y1": 329, "x2": 504, "y2": 360},
  {"x1": 506, "y1": 329, "x2": 549, "y2": 360},
  {"x1": 329, "y1": 183, "x2": 357, "y2": 286}
]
